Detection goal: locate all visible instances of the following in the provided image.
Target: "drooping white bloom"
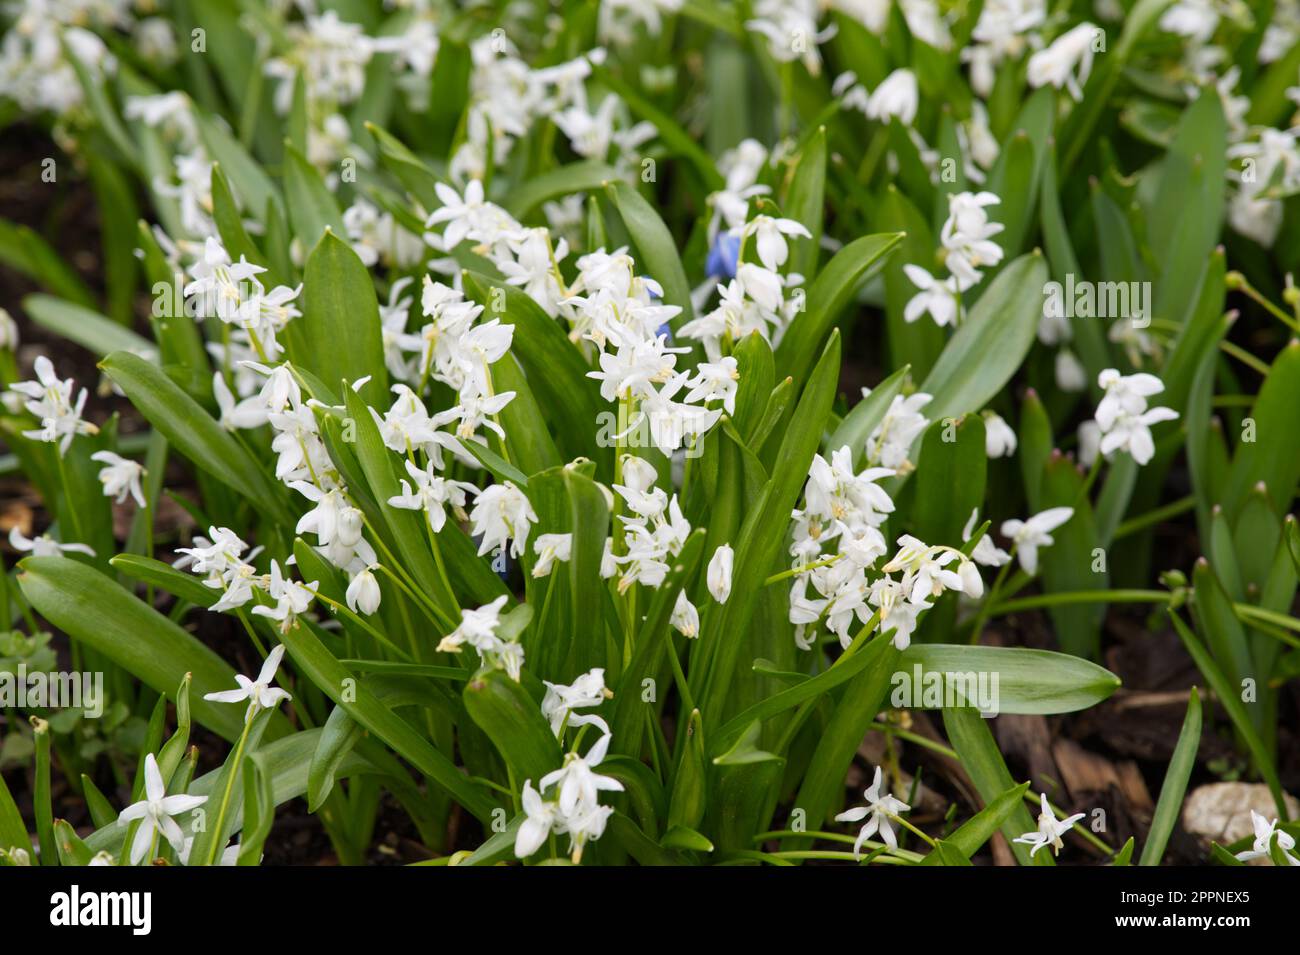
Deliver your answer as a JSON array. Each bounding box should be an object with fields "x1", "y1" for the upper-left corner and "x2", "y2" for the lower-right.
[
  {"x1": 469, "y1": 481, "x2": 538, "y2": 559},
  {"x1": 250, "y1": 561, "x2": 318, "y2": 634},
  {"x1": 531, "y1": 533, "x2": 573, "y2": 578},
  {"x1": 1027, "y1": 22, "x2": 1101, "y2": 100},
  {"x1": 963, "y1": 508, "x2": 1011, "y2": 568},
  {"x1": 212, "y1": 372, "x2": 269, "y2": 431},
  {"x1": 903, "y1": 265, "x2": 960, "y2": 327},
  {"x1": 865, "y1": 392, "x2": 932, "y2": 470},
  {"x1": 1013, "y1": 792, "x2": 1086, "y2": 857},
  {"x1": 707, "y1": 544, "x2": 734, "y2": 603},
  {"x1": 203, "y1": 644, "x2": 293, "y2": 718},
  {"x1": 940, "y1": 191, "x2": 1004, "y2": 288},
  {"x1": 438, "y1": 595, "x2": 509, "y2": 654},
  {"x1": 1000, "y1": 507, "x2": 1074, "y2": 575},
  {"x1": 671, "y1": 590, "x2": 700, "y2": 638},
  {"x1": 346, "y1": 567, "x2": 382, "y2": 616},
  {"x1": 866, "y1": 69, "x2": 919, "y2": 126},
  {"x1": 89, "y1": 451, "x2": 146, "y2": 507},
  {"x1": 539, "y1": 732, "x2": 626, "y2": 818},
  {"x1": 117, "y1": 754, "x2": 208, "y2": 865},
  {"x1": 835, "y1": 766, "x2": 912, "y2": 857},
  {"x1": 983, "y1": 412, "x2": 1017, "y2": 458},
  {"x1": 0, "y1": 308, "x2": 17, "y2": 350}
]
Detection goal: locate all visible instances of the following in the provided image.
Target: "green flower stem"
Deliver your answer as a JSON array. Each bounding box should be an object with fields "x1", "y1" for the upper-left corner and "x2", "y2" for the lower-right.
[
  {"x1": 314, "y1": 591, "x2": 416, "y2": 662},
  {"x1": 203, "y1": 707, "x2": 257, "y2": 866},
  {"x1": 1113, "y1": 494, "x2": 1196, "y2": 540}
]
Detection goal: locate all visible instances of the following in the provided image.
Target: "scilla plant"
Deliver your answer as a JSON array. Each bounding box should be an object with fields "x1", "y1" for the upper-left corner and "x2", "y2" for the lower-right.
[{"x1": 0, "y1": 0, "x2": 1298, "y2": 868}]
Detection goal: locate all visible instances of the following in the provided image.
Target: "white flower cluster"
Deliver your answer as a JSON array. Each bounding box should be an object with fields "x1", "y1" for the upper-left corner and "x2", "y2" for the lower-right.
[
  {"x1": 0, "y1": 0, "x2": 122, "y2": 115},
  {"x1": 609, "y1": 455, "x2": 696, "y2": 609},
  {"x1": 1080, "y1": 369, "x2": 1179, "y2": 467},
  {"x1": 784, "y1": 444, "x2": 983, "y2": 652},
  {"x1": 904, "y1": 191, "x2": 1005, "y2": 328},
  {"x1": 177, "y1": 525, "x2": 319, "y2": 632},
  {"x1": 5, "y1": 355, "x2": 97, "y2": 453},
  {"x1": 517, "y1": 669, "x2": 624, "y2": 863},
  {"x1": 185, "y1": 238, "x2": 304, "y2": 363}
]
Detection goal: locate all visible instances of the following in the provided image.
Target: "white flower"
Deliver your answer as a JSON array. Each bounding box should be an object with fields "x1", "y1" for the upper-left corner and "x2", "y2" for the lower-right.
[
  {"x1": 8, "y1": 356, "x2": 98, "y2": 454},
  {"x1": 8, "y1": 527, "x2": 95, "y2": 559},
  {"x1": 539, "y1": 732, "x2": 625, "y2": 817},
  {"x1": 0, "y1": 308, "x2": 17, "y2": 349},
  {"x1": 346, "y1": 567, "x2": 382, "y2": 615},
  {"x1": 741, "y1": 215, "x2": 812, "y2": 272},
  {"x1": 1055, "y1": 348, "x2": 1087, "y2": 392},
  {"x1": 866, "y1": 392, "x2": 931, "y2": 470},
  {"x1": 90, "y1": 451, "x2": 147, "y2": 507},
  {"x1": 903, "y1": 264, "x2": 960, "y2": 327},
  {"x1": 388, "y1": 459, "x2": 477, "y2": 533},
  {"x1": 866, "y1": 69, "x2": 919, "y2": 126},
  {"x1": 438, "y1": 595, "x2": 508, "y2": 654},
  {"x1": 203, "y1": 643, "x2": 293, "y2": 718},
  {"x1": 707, "y1": 543, "x2": 734, "y2": 603},
  {"x1": 250, "y1": 561, "x2": 318, "y2": 634},
  {"x1": 540, "y1": 668, "x2": 611, "y2": 736},
  {"x1": 1092, "y1": 369, "x2": 1178, "y2": 465},
  {"x1": 1234, "y1": 811, "x2": 1300, "y2": 865},
  {"x1": 940, "y1": 191, "x2": 1004, "y2": 288},
  {"x1": 1000, "y1": 507, "x2": 1074, "y2": 575},
  {"x1": 532, "y1": 533, "x2": 573, "y2": 578},
  {"x1": 671, "y1": 590, "x2": 700, "y2": 638},
  {"x1": 963, "y1": 509, "x2": 1011, "y2": 568},
  {"x1": 835, "y1": 766, "x2": 911, "y2": 857},
  {"x1": 117, "y1": 754, "x2": 207, "y2": 865},
  {"x1": 1013, "y1": 792, "x2": 1085, "y2": 857},
  {"x1": 1027, "y1": 22, "x2": 1100, "y2": 100},
  {"x1": 983, "y1": 412, "x2": 1017, "y2": 458},
  {"x1": 515, "y1": 779, "x2": 562, "y2": 858},
  {"x1": 1094, "y1": 369, "x2": 1166, "y2": 430},
  {"x1": 469, "y1": 482, "x2": 538, "y2": 559},
  {"x1": 213, "y1": 372, "x2": 268, "y2": 431},
  {"x1": 1098, "y1": 406, "x2": 1180, "y2": 465}
]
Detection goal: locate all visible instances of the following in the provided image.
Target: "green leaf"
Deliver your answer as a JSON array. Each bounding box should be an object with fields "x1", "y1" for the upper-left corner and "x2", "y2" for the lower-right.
[
  {"x1": 920, "y1": 252, "x2": 1049, "y2": 422},
  {"x1": 18, "y1": 556, "x2": 250, "y2": 742},
  {"x1": 783, "y1": 126, "x2": 826, "y2": 280},
  {"x1": 296, "y1": 231, "x2": 388, "y2": 402},
  {"x1": 1168, "y1": 610, "x2": 1287, "y2": 817},
  {"x1": 942, "y1": 706, "x2": 1050, "y2": 866},
  {"x1": 921, "y1": 782, "x2": 1032, "y2": 864},
  {"x1": 23, "y1": 295, "x2": 154, "y2": 359},
  {"x1": 100, "y1": 351, "x2": 295, "y2": 526},
  {"x1": 1223, "y1": 340, "x2": 1300, "y2": 522},
  {"x1": 0, "y1": 218, "x2": 96, "y2": 307},
  {"x1": 900, "y1": 644, "x2": 1121, "y2": 714},
  {"x1": 503, "y1": 160, "x2": 621, "y2": 219},
  {"x1": 700, "y1": 332, "x2": 841, "y2": 726},
  {"x1": 911, "y1": 414, "x2": 987, "y2": 545},
  {"x1": 605, "y1": 180, "x2": 696, "y2": 325},
  {"x1": 1139, "y1": 688, "x2": 1201, "y2": 866},
  {"x1": 237, "y1": 753, "x2": 276, "y2": 866},
  {"x1": 307, "y1": 706, "x2": 365, "y2": 812},
  {"x1": 463, "y1": 668, "x2": 561, "y2": 785},
  {"x1": 277, "y1": 614, "x2": 497, "y2": 821},
  {"x1": 775, "y1": 232, "x2": 903, "y2": 386},
  {"x1": 283, "y1": 144, "x2": 345, "y2": 249}
]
